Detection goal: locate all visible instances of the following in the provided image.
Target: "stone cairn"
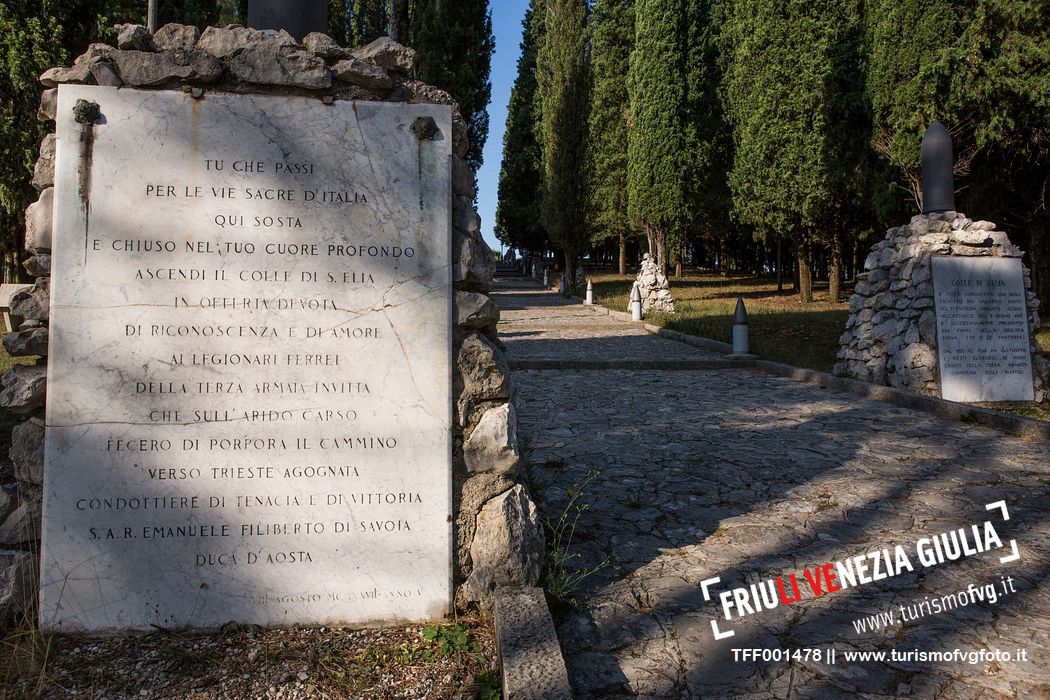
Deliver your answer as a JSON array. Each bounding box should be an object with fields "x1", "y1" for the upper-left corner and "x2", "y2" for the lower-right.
[
  {"x1": 0, "y1": 23, "x2": 543, "y2": 628},
  {"x1": 834, "y1": 211, "x2": 1048, "y2": 401},
  {"x1": 631, "y1": 253, "x2": 676, "y2": 314}
]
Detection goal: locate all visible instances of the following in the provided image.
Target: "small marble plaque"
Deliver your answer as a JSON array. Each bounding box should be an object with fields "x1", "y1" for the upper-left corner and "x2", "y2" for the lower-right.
[
  {"x1": 931, "y1": 256, "x2": 1034, "y2": 402},
  {"x1": 41, "y1": 86, "x2": 452, "y2": 632}
]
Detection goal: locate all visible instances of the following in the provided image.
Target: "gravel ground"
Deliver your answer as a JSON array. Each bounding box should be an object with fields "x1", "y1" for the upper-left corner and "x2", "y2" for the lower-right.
[{"x1": 1, "y1": 617, "x2": 499, "y2": 699}]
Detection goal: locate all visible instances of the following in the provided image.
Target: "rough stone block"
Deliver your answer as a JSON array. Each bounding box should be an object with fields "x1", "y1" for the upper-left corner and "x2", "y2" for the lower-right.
[
  {"x1": 10, "y1": 278, "x2": 50, "y2": 323},
  {"x1": 197, "y1": 26, "x2": 295, "y2": 58},
  {"x1": 304, "y1": 32, "x2": 346, "y2": 59},
  {"x1": 24, "y1": 255, "x2": 51, "y2": 278},
  {"x1": 38, "y1": 88, "x2": 58, "y2": 121},
  {"x1": 153, "y1": 23, "x2": 201, "y2": 52},
  {"x1": 454, "y1": 472, "x2": 515, "y2": 583},
  {"x1": 2, "y1": 328, "x2": 48, "y2": 357},
  {"x1": 352, "y1": 37, "x2": 416, "y2": 73},
  {"x1": 455, "y1": 332, "x2": 511, "y2": 429},
  {"x1": 331, "y1": 57, "x2": 393, "y2": 90},
  {"x1": 116, "y1": 24, "x2": 156, "y2": 51},
  {"x1": 452, "y1": 156, "x2": 475, "y2": 198},
  {"x1": 494, "y1": 588, "x2": 573, "y2": 700},
  {"x1": 89, "y1": 61, "x2": 124, "y2": 87},
  {"x1": 455, "y1": 291, "x2": 499, "y2": 331},
  {"x1": 464, "y1": 403, "x2": 522, "y2": 475},
  {"x1": 10, "y1": 417, "x2": 44, "y2": 489},
  {"x1": 0, "y1": 364, "x2": 46, "y2": 415},
  {"x1": 0, "y1": 550, "x2": 37, "y2": 628},
  {"x1": 31, "y1": 134, "x2": 56, "y2": 192},
  {"x1": 228, "y1": 43, "x2": 331, "y2": 89},
  {"x1": 39, "y1": 62, "x2": 96, "y2": 87},
  {"x1": 462, "y1": 486, "x2": 544, "y2": 606}
]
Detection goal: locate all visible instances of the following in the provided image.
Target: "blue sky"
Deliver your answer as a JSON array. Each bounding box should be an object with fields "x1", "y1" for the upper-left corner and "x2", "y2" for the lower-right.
[{"x1": 476, "y1": 0, "x2": 531, "y2": 255}]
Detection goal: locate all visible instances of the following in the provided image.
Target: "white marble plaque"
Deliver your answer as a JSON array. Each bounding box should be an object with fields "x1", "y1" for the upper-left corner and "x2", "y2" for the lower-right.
[
  {"x1": 931, "y1": 256, "x2": 1034, "y2": 402},
  {"x1": 41, "y1": 86, "x2": 453, "y2": 632}
]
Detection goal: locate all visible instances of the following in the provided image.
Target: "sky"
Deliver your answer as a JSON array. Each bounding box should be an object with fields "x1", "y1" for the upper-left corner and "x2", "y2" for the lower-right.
[{"x1": 476, "y1": 0, "x2": 531, "y2": 255}]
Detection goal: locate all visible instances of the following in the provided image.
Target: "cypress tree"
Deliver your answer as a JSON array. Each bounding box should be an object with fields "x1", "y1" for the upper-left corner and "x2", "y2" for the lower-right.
[
  {"x1": 587, "y1": 0, "x2": 634, "y2": 275},
  {"x1": 682, "y1": 0, "x2": 732, "y2": 275},
  {"x1": 627, "y1": 0, "x2": 686, "y2": 274},
  {"x1": 495, "y1": 0, "x2": 547, "y2": 255},
  {"x1": 864, "y1": 0, "x2": 956, "y2": 219},
  {"x1": 537, "y1": 0, "x2": 589, "y2": 284},
  {"x1": 412, "y1": 0, "x2": 494, "y2": 172}
]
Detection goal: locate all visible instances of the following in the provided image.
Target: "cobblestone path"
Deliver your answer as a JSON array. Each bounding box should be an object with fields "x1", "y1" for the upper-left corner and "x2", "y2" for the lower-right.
[{"x1": 495, "y1": 281, "x2": 1050, "y2": 699}]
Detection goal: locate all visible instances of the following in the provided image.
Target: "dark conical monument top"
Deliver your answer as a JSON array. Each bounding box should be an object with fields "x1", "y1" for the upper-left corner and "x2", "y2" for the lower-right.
[
  {"x1": 247, "y1": 0, "x2": 328, "y2": 41},
  {"x1": 920, "y1": 120, "x2": 955, "y2": 214}
]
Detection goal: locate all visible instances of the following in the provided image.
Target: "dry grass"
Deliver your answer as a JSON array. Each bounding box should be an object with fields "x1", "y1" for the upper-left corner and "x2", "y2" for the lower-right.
[{"x1": 1, "y1": 615, "x2": 499, "y2": 699}]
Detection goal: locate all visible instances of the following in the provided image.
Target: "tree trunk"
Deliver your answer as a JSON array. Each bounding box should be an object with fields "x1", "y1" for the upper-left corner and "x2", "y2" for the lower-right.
[
  {"x1": 564, "y1": 248, "x2": 575, "y2": 291},
  {"x1": 618, "y1": 232, "x2": 626, "y2": 276},
  {"x1": 656, "y1": 235, "x2": 667, "y2": 276},
  {"x1": 829, "y1": 232, "x2": 842, "y2": 303},
  {"x1": 798, "y1": 234, "x2": 813, "y2": 303},
  {"x1": 776, "y1": 234, "x2": 783, "y2": 292},
  {"x1": 388, "y1": 0, "x2": 406, "y2": 43}
]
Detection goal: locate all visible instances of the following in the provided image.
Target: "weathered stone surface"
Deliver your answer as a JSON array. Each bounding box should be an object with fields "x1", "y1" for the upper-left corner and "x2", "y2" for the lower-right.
[
  {"x1": 0, "y1": 364, "x2": 46, "y2": 415},
  {"x1": 10, "y1": 279, "x2": 50, "y2": 323},
  {"x1": 452, "y1": 156, "x2": 475, "y2": 198},
  {"x1": 495, "y1": 588, "x2": 573, "y2": 700},
  {"x1": 10, "y1": 417, "x2": 44, "y2": 489},
  {"x1": 0, "y1": 501, "x2": 40, "y2": 546},
  {"x1": 464, "y1": 403, "x2": 522, "y2": 475},
  {"x1": 75, "y1": 43, "x2": 115, "y2": 65},
  {"x1": 89, "y1": 61, "x2": 123, "y2": 87},
  {"x1": 38, "y1": 88, "x2": 58, "y2": 121},
  {"x1": 454, "y1": 230, "x2": 495, "y2": 293},
  {"x1": 456, "y1": 332, "x2": 511, "y2": 429},
  {"x1": 0, "y1": 488, "x2": 13, "y2": 524},
  {"x1": 152, "y1": 23, "x2": 200, "y2": 51},
  {"x1": 23, "y1": 255, "x2": 51, "y2": 278},
  {"x1": 2, "y1": 328, "x2": 48, "y2": 357},
  {"x1": 454, "y1": 472, "x2": 516, "y2": 584},
  {"x1": 166, "y1": 47, "x2": 224, "y2": 83},
  {"x1": 455, "y1": 291, "x2": 500, "y2": 331},
  {"x1": 39, "y1": 62, "x2": 96, "y2": 87},
  {"x1": 462, "y1": 486, "x2": 544, "y2": 606},
  {"x1": 116, "y1": 24, "x2": 156, "y2": 51},
  {"x1": 31, "y1": 133, "x2": 56, "y2": 192},
  {"x1": 303, "y1": 32, "x2": 345, "y2": 59},
  {"x1": 331, "y1": 57, "x2": 393, "y2": 90},
  {"x1": 197, "y1": 26, "x2": 294, "y2": 58},
  {"x1": 109, "y1": 49, "x2": 192, "y2": 86},
  {"x1": 352, "y1": 37, "x2": 416, "y2": 73},
  {"x1": 228, "y1": 42, "x2": 331, "y2": 88},
  {"x1": 0, "y1": 550, "x2": 36, "y2": 628}
]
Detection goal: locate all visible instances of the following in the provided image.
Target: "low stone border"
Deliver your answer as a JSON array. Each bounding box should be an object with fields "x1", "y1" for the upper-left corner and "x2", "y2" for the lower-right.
[{"x1": 493, "y1": 587, "x2": 572, "y2": 700}]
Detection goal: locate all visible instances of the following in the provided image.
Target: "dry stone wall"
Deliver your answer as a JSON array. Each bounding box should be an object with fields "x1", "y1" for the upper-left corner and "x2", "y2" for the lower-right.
[
  {"x1": 834, "y1": 211, "x2": 1049, "y2": 401},
  {"x1": 0, "y1": 23, "x2": 541, "y2": 628}
]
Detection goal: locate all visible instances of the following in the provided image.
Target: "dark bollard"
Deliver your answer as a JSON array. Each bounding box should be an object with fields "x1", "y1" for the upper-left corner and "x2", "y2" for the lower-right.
[{"x1": 921, "y1": 120, "x2": 955, "y2": 214}]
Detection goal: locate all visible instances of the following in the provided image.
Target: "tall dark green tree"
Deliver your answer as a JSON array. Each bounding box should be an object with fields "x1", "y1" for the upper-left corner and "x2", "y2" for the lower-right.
[
  {"x1": 864, "y1": 0, "x2": 957, "y2": 220},
  {"x1": 495, "y1": 0, "x2": 547, "y2": 255},
  {"x1": 723, "y1": 0, "x2": 854, "y2": 302},
  {"x1": 682, "y1": 0, "x2": 733, "y2": 275},
  {"x1": 586, "y1": 0, "x2": 633, "y2": 275},
  {"x1": 627, "y1": 0, "x2": 686, "y2": 273},
  {"x1": 537, "y1": 0, "x2": 589, "y2": 283},
  {"x1": 412, "y1": 0, "x2": 494, "y2": 172}
]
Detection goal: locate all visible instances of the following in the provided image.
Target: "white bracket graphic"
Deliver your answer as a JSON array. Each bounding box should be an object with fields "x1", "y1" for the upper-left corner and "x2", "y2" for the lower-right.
[
  {"x1": 985, "y1": 500, "x2": 1020, "y2": 563},
  {"x1": 700, "y1": 576, "x2": 736, "y2": 640}
]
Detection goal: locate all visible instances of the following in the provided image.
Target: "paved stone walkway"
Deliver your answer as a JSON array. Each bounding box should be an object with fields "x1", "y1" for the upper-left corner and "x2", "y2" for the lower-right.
[{"x1": 495, "y1": 280, "x2": 1050, "y2": 699}]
